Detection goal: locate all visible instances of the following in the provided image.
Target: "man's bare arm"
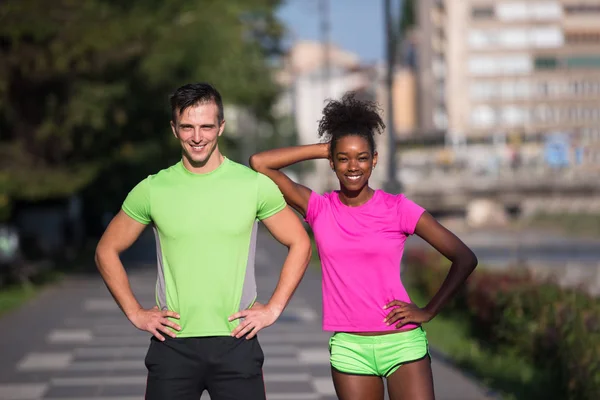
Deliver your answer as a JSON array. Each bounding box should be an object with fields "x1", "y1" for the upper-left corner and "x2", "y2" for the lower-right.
[
  {"x1": 229, "y1": 206, "x2": 311, "y2": 338},
  {"x1": 260, "y1": 206, "x2": 312, "y2": 315},
  {"x1": 95, "y1": 211, "x2": 146, "y2": 316},
  {"x1": 95, "y1": 210, "x2": 180, "y2": 340}
]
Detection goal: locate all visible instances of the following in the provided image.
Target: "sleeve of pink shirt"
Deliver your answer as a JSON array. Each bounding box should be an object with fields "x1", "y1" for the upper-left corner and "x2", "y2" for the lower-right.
[
  {"x1": 397, "y1": 194, "x2": 426, "y2": 235},
  {"x1": 305, "y1": 190, "x2": 323, "y2": 225}
]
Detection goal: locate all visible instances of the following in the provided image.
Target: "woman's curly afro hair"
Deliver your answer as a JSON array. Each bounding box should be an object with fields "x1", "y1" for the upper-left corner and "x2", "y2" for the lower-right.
[{"x1": 317, "y1": 92, "x2": 385, "y2": 158}]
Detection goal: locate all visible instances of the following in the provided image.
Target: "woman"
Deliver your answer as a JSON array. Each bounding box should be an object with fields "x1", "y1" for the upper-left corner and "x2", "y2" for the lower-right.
[{"x1": 249, "y1": 93, "x2": 478, "y2": 400}]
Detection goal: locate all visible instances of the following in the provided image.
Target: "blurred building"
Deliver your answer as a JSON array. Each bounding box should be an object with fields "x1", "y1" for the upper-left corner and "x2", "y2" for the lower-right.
[
  {"x1": 415, "y1": 0, "x2": 448, "y2": 136},
  {"x1": 274, "y1": 40, "x2": 419, "y2": 192},
  {"x1": 415, "y1": 0, "x2": 600, "y2": 167},
  {"x1": 375, "y1": 66, "x2": 418, "y2": 138}
]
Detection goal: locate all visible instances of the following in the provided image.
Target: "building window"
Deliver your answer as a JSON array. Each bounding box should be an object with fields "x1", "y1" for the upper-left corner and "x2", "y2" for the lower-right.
[
  {"x1": 477, "y1": 80, "x2": 600, "y2": 98},
  {"x1": 565, "y1": 55, "x2": 600, "y2": 68},
  {"x1": 568, "y1": 82, "x2": 580, "y2": 95},
  {"x1": 533, "y1": 104, "x2": 553, "y2": 123},
  {"x1": 470, "y1": 82, "x2": 497, "y2": 99},
  {"x1": 471, "y1": 105, "x2": 496, "y2": 127},
  {"x1": 530, "y1": 3, "x2": 562, "y2": 20},
  {"x1": 469, "y1": 27, "x2": 563, "y2": 49},
  {"x1": 565, "y1": 32, "x2": 600, "y2": 44},
  {"x1": 469, "y1": 57, "x2": 496, "y2": 75},
  {"x1": 434, "y1": 109, "x2": 448, "y2": 130},
  {"x1": 569, "y1": 107, "x2": 581, "y2": 122},
  {"x1": 432, "y1": 58, "x2": 446, "y2": 78},
  {"x1": 468, "y1": 30, "x2": 491, "y2": 48},
  {"x1": 497, "y1": 2, "x2": 562, "y2": 20},
  {"x1": 534, "y1": 56, "x2": 558, "y2": 69},
  {"x1": 499, "y1": 29, "x2": 528, "y2": 48},
  {"x1": 472, "y1": 6, "x2": 494, "y2": 18},
  {"x1": 538, "y1": 82, "x2": 550, "y2": 97},
  {"x1": 469, "y1": 55, "x2": 532, "y2": 76},
  {"x1": 501, "y1": 106, "x2": 528, "y2": 125},
  {"x1": 565, "y1": 4, "x2": 600, "y2": 14},
  {"x1": 558, "y1": 107, "x2": 569, "y2": 123},
  {"x1": 530, "y1": 27, "x2": 564, "y2": 48},
  {"x1": 500, "y1": 81, "x2": 517, "y2": 98},
  {"x1": 547, "y1": 82, "x2": 561, "y2": 97},
  {"x1": 503, "y1": 55, "x2": 532, "y2": 74},
  {"x1": 496, "y1": 3, "x2": 528, "y2": 20}
]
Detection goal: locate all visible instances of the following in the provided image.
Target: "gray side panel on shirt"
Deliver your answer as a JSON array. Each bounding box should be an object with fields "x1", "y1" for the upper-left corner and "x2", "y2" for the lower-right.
[
  {"x1": 238, "y1": 221, "x2": 258, "y2": 311},
  {"x1": 152, "y1": 224, "x2": 167, "y2": 310}
]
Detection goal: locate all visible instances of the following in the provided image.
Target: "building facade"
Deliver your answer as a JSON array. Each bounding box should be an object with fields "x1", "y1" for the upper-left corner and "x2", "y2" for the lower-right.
[{"x1": 416, "y1": 0, "x2": 600, "y2": 167}]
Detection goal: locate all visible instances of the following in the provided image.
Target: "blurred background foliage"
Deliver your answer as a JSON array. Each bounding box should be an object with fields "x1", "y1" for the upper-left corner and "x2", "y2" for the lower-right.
[{"x1": 0, "y1": 0, "x2": 287, "y2": 224}]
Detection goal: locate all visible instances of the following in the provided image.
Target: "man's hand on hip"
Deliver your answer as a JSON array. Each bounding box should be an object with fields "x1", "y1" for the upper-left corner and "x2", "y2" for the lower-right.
[
  {"x1": 129, "y1": 306, "x2": 181, "y2": 341},
  {"x1": 228, "y1": 302, "x2": 282, "y2": 339}
]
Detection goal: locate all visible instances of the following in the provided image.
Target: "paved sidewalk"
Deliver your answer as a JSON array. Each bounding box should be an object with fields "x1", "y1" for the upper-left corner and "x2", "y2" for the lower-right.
[{"x1": 0, "y1": 227, "x2": 497, "y2": 399}]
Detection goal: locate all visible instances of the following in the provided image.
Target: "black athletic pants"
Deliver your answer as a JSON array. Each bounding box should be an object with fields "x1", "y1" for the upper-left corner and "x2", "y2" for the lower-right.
[{"x1": 144, "y1": 335, "x2": 266, "y2": 400}]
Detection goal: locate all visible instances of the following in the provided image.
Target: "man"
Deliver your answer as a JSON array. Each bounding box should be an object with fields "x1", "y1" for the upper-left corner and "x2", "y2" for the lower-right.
[{"x1": 95, "y1": 82, "x2": 312, "y2": 400}]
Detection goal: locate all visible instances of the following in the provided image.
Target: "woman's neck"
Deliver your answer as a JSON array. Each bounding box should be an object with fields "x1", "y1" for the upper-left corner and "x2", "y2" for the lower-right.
[{"x1": 338, "y1": 185, "x2": 374, "y2": 207}]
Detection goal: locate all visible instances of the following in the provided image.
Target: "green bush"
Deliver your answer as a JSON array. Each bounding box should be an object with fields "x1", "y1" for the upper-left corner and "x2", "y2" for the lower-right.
[{"x1": 404, "y1": 248, "x2": 600, "y2": 400}]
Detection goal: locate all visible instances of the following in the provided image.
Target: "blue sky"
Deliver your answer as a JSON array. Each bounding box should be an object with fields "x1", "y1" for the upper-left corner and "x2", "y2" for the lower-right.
[{"x1": 277, "y1": 0, "x2": 385, "y2": 63}]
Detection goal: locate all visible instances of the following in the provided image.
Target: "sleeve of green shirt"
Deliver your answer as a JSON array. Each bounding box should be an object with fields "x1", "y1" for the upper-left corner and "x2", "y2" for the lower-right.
[
  {"x1": 256, "y1": 172, "x2": 286, "y2": 221},
  {"x1": 121, "y1": 177, "x2": 152, "y2": 225}
]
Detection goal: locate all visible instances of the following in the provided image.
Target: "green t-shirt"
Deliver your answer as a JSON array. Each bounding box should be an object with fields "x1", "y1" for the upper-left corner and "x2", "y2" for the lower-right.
[{"x1": 122, "y1": 158, "x2": 286, "y2": 337}]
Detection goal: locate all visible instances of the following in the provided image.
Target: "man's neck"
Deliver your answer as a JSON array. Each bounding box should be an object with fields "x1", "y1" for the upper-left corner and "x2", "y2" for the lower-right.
[{"x1": 182, "y1": 149, "x2": 225, "y2": 174}]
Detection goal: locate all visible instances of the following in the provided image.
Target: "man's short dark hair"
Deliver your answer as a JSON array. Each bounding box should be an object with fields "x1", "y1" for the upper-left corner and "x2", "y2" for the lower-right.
[{"x1": 170, "y1": 83, "x2": 224, "y2": 124}]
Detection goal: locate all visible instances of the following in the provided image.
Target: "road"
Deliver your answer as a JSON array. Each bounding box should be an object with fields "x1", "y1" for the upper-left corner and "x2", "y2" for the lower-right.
[
  {"x1": 463, "y1": 233, "x2": 600, "y2": 267},
  {"x1": 409, "y1": 225, "x2": 600, "y2": 264},
  {"x1": 0, "y1": 226, "x2": 497, "y2": 400}
]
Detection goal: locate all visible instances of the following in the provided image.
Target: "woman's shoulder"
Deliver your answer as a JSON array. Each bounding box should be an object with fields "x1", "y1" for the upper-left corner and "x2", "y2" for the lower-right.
[
  {"x1": 306, "y1": 190, "x2": 336, "y2": 223},
  {"x1": 374, "y1": 190, "x2": 415, "y2": 211},
  {"x1": 311, "y1": 190, "x2": 337, "y2": 202},
  {"x1": 376, "y1": 189, "x2": 411, "y2": 202}
]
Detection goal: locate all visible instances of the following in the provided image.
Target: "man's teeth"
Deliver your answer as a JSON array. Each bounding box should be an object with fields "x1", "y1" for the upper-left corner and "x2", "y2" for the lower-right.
[
  {"x1": 347, "y1": 176, "x2": 361, "y2": 180},
  {"x1": 191, "y1": 145, "x2": 205, "y2": 150}
]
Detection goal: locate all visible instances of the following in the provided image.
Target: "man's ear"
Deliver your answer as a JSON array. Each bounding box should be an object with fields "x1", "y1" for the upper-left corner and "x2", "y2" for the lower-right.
[
  {"x1": 170, "y1": 121, "x2": 177, "y2": 139},
  {"x1": 218, "y1": 120, "x2": 226, "y2": 137}
]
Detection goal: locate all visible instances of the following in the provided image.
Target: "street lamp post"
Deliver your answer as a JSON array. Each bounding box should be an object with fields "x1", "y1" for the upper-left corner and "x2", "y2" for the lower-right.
[
  {"x1": 320, "y1": 0, "x2": 331, "y2": 100},
  {"x1": 384, "y1": 0, "x2": 404, "y2": 194}
]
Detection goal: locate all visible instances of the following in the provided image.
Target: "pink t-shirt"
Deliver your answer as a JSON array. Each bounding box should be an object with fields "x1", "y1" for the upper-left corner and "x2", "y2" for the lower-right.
[{"x1": 305, "y1": 189, "x2": 426, "y2": 332}]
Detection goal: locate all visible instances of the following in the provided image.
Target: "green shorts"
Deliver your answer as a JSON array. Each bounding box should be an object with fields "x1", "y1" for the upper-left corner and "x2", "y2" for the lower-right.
[{"x1": 329, "y1": 327, "x2": 430, "y2": 377}]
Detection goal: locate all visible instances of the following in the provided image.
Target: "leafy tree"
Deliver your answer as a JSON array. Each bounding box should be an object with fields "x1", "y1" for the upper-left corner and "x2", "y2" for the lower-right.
[{"x1": 0, "y1": 0, "x2": 284, "y2": 222}]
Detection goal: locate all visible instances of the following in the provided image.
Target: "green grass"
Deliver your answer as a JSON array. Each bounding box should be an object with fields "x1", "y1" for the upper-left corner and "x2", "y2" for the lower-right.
[
  {"x1": 0, "y1": 268, "x2": 65, "y2": 317},
  {"x1": 410, "y1": 291, "x2": 552, "y2": 400},
  {"x1": 0, "y1": 245, "x2": 91, "y2": 318},
  {"x1": 0, "y1": 238, "x2": 112, "y2": 318},
  {"x1": 0, "y1": 282, "x2": 38, "y2": 316}
]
